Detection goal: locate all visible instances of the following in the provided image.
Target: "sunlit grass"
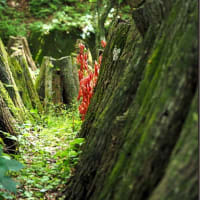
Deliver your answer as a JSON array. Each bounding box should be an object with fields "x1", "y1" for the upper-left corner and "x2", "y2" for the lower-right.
[{"x1": 3, "y1": 103, "x2": 83, "y2": 200}]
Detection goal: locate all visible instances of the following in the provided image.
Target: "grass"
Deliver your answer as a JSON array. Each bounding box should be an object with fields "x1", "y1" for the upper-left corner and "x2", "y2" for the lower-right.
[{"x1": 0, "y1": 103, "x2": 83, "y2": 199}]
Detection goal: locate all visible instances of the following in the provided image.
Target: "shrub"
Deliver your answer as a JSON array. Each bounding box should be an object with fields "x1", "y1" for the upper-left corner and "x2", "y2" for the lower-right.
[{"x1": 76, "y1": 41, "x2": 106, "y2": 120}]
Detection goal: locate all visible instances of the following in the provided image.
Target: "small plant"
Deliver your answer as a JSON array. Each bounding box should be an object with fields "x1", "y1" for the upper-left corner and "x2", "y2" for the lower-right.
[
  {"x1": 77, "y1": 41, "x2": 106, "y2": 120},
  {"x1": 54, "y1": 137, "x2": 85, "y2": 178},
  {"x1": 0, "y1": 145, "x2": 23, "y2": 198}
]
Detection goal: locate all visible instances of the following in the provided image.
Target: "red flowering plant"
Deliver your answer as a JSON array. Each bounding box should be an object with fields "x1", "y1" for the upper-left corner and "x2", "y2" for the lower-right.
[{"x1": 76, "y1": 41, "x2": 106, "y2": 120}]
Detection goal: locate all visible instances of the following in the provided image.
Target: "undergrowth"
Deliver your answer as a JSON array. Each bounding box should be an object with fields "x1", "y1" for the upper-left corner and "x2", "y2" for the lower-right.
[
  {"x1": 0, "y1": 103, "x2": 83, "y2": 200},
  {"x1": 0, "y1": 1, "x2": 26, "y2": 43}
]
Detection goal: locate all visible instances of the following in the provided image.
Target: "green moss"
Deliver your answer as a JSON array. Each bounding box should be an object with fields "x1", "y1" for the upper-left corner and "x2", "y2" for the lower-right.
[
  {"x1": 9, "y1": 56, "x2": 42, "y2": 112},
  {"x1": 0, "y1": 38, "x2": 28, "y2": 120},
  {"x1": 149, "y1": 93, "x2": 198, "y2": 200},
  {"x1": 10, "y1": 58, "x2": 32, "y2": 108},
  {"x1": 0, "y1": 80, "x2": 22, "y2": 122}
]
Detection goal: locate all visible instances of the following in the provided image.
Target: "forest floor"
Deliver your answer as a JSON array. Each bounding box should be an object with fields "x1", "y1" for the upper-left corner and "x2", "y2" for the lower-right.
[{"x1": 1, "y1": 105, "x2": 83, "y2": 200}]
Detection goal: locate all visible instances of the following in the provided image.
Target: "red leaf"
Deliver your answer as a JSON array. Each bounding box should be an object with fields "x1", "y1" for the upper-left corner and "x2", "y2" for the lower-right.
[{"x1": 101, "y1": 40, "x2": 107, "y2": 48}]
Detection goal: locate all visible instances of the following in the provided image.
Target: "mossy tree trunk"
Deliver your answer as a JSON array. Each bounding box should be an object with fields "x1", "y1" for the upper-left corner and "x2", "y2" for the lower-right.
[
  {"x1": 0, "y1": 39, "x2": 27, "y2": 119},
  {"x1": 0, "y1": 38, "x2": 38, "y2": 152},
  {"x1": 63, "y1": 0, "x2": 197, "y2": 200},
  {"x1": 8, "y1": 36, "x2": 37, "y2": 72},
  {"x1": 36, "y1": 56, "x2": 79, "y2": 108},
  {"x1": 7, "y1": 38, "x2": 42, "y2": 112},
  {"x1": 9, "y1": 56, "x2": 42, "y2": 112},
  {"x1": 0, "y1": 80, "x2": 21, "y2": 153},
  {"x1": 148, "y1": 92, "x2": 197, "y2": 200}
]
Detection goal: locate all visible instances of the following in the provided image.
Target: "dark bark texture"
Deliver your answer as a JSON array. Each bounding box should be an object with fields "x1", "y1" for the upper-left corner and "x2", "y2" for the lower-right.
[{"x1": 63, "y1": 0, "x2": 197, "y2": 200}]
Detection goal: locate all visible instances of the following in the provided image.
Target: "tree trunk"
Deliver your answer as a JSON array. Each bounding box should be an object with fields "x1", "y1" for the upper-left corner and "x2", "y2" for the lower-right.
[
  {"x1": 36, "y1": 56, "x2": 79, "y2": 108},
  {"x1": 63, "y1": 0, "x2": 197, "y2": 200},
  {"x1": 148, "y1": 92, "x2": 197, "y2": 200},
  {"x1": 8, "y1": 36, "x2": 37, "y2": 72},
  {"x1": 8, "y1": 49, "x2": 42, "y2": 112},
  {"x1": 0, "y1": 39, "x2": 27, "y2": 119},
  {"x1": 0, "y1": 80, "x2": 20, "y2": 153}
]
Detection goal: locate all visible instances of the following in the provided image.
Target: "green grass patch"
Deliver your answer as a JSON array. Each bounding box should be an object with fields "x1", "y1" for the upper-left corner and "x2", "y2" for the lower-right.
[{"x1": 1, "y1": 103, "x2": 83, "y2": 199}]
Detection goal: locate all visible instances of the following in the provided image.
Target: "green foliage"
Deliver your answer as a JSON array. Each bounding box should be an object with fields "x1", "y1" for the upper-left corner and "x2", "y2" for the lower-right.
[
  {"x1": 29, "y1": 0, "x2": 88, "y2": 20},
  {"x1": 0, "y1": 145, "x2": 23, "y2": 198},
  {"x1": 0, "y1": 2, "x2": 26, "y2": 42},
  {"x1": 7, "y1": 103, "x2": 83, "y2": 199},
  {"x1": 0, "y1": 0, "x2": 131, "y2": 45},
  {"x1": 29, "y1": 0, "x2": 62, "y2": 18},
  {"x1": 0, "y1": 18, "x2": 26, "y2": 43},
  {"x1": 28, "y1": 21, "x2": 44, "y2": 33},
  {"x1": 0, "y1": 131, "x2": 18, "y2": 143},
  {"x1": 54, "y1": 137, "x2": 85, "y2": 177},
  {"x1": 28, "y1": 2, "x2": 94, "y2": 36}
]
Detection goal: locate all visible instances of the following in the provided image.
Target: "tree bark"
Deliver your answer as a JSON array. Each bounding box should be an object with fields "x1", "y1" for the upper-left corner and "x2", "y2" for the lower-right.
[
  {"x1": 36, "y1": 56, "x2": 79, "y2": 107},
  {"x1": 149, "y1": 92, "x2": 198, "y2": 200},
  {"x1": 63, "y1": 0, "x2": 197, "y2": 199},
  {"x1": 6, "y1": 38, "x2": 43, "y2": 112},
  {"x1": 9, "y1": 55, "x2": 42, "y2": 112},
  {"x1": 8, "y1": 36, "x2": 37, "y2": 72},
  {"x1": 0, "y1": 39, "x2": 27, "y2": 119},
  {"x1": 0, "y1": 80, "x2": 20, "y2": 153}
]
